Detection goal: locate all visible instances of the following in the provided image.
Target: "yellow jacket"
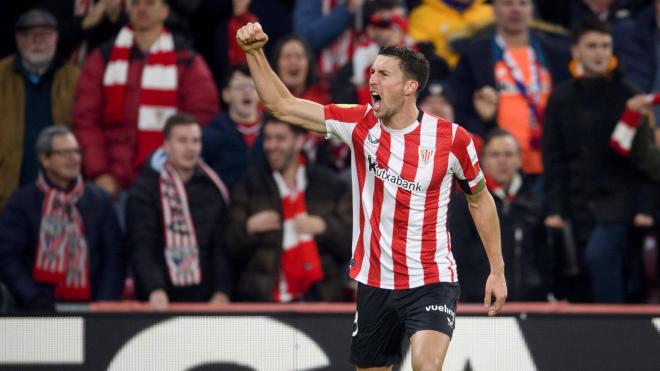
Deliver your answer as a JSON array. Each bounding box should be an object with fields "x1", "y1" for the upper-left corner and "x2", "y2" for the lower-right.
[{"x1": 409, "y1": 0, "x2": 494, "y2": 68}]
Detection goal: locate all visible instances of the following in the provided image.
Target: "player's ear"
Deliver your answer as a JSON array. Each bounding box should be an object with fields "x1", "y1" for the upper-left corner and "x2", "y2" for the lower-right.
[{"x1": 404, "y1": 80, "x2": 418, "y2": 96}]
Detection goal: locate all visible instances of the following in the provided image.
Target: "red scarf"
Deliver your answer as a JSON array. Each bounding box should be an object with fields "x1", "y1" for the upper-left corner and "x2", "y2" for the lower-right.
[
  {"x1": 103, "y1": 26, "x2": 178, "y2": 167},
  {"x1": 235, "y1": 119, "x2": 262, "y2": 148},
  {"x1": 33, "y1": 173, "x2": 90, "y2": 301},
  {"x1": 159, "y1": 160, "x2": 230, "y2": 286},
  {"x1": 610, "y1": 93, "x2": 660, "y2": 156},
  {"x1": 272, "y1": 157, "x2": 324, "y2": 302},
  {"x1": 485, "y1": 171, "x2": 522, "y2": 202}
]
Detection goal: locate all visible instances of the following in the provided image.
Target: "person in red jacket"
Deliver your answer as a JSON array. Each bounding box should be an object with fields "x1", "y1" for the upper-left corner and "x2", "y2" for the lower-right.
[{"x1": 73, "y1": 0, "x2": 219, "y2": 201}]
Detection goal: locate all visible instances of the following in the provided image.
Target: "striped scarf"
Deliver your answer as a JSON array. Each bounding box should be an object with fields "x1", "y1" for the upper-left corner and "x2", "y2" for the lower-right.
[
  {"x1": 103, "y1": 26, "x2": 178, "y2": 167},
  {"x1": 33, "y1": 173, "x2": 90, "y2": 301},
  {"x1": 610, "y1": 93, "x2": 660, "y2": 156},
  {"x1": 272, "y1": 158, "x2": 324, "y2": 302},
  {"x1": 159, "y1": 161, "x2": 229, "y2": 286}
]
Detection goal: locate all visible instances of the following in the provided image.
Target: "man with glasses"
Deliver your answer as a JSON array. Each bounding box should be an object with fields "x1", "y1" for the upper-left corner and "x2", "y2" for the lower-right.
[
  {"x1": 0, "y1": 126, "x2": 125, "y2": 311},
  {"x1": 0, "y1": 8, "x2": 80, "y2": 209}
]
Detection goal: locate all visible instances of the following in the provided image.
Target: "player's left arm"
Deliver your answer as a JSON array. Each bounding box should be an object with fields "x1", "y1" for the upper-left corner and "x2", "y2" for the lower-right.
[
  {"x1": 451, "y1": 125, "x2": 507, "y2": 315},
  {"x1": 465, "y1": 188, "x2": 507, "y2": 316}
]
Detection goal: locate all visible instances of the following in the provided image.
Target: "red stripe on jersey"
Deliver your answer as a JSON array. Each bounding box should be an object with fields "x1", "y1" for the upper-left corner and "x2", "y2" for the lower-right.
[
  {"x1": 421, "y1": 119, "x2": 453, "y2": 284},
  {"x1": 349, "y1": 117, "x2": 378, "y2": 279},
  {"x1": 367, "y1": 129, "x2": 391, "y2": 286},
  {"x1": 392, "y1": 125, "x2": 422, "y2": 289},
  {"x1": 452, "y1": 127, "x2": 482, "y2": 190},
  {"x1": 324, "y1": 104, "x2": 368, "y2": 123}
]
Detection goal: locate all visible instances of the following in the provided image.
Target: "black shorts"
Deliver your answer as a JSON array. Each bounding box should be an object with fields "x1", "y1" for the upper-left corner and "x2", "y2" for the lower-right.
[{"x1": 350, "y1": 281, "x2": 460, "y2": 368}]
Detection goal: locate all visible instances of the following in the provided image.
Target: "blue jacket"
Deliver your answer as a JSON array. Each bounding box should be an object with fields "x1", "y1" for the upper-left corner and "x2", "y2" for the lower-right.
[
  {"x1": 0, "y1": 180, "x2": 125, "y2": 307},
  {"x1": 202, "y1": 112, "x2": 264, "y2": 193},
  {"x1": 612, "y1": 4, "x2": 656, "y2": 92}
]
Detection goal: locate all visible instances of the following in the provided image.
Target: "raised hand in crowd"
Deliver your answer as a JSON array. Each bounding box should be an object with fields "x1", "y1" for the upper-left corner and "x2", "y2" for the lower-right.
[
  {"x1": 626, "y1": 94, "x2": 654, "y2": 115},
  {"x1": 473, "y1": 86, "x2": 499, "y2": 122},
  {"x1": 246, "y1": 210, "x2": 281, "y2": 234},
  {"x1": 82, "y1": 0, "x2": 122, "y2": 30}
]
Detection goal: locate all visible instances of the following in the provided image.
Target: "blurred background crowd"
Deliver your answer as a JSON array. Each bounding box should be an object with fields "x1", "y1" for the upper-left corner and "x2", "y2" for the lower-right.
[{"x1": 0, "y1": 0, "x2": 659, "y2": 312}]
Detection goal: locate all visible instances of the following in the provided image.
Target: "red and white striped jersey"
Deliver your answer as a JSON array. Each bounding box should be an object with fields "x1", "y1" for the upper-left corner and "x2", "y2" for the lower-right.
[{"x1": 324, "y1": 104, "x2": 485, "y2": 290}]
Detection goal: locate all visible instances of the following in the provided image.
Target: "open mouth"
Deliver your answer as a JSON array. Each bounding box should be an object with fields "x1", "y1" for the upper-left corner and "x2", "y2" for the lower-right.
[
  {"x1": 371, "y1": 91, "x2": 382, "y2": 110},
  {"x1": 287, "y1": 68, "x2": 301, "y2": 78}
]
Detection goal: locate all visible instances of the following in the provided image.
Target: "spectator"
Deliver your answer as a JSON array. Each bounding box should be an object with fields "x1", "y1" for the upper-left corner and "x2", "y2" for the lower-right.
[
  {"x1": 73, "y1": 0, "x2": 219, "y2": 202},
  {"x1": 535, "y1": 0, "x2": 641, "y2": 30},
  {"x1": 293, "y1": 0, "x2": 363, "y2": 78},
  {"x1": 40, "y1": 0, "x2": 126, "y2": 65},
  {"x1": 451, "y1": 0, "x2": 570, "y2": 176},
  {"x1": 450, "y1": 129, "x2": 548, "y2": 302},
  {"x1": 226, "y1": 115, "x2": 352, "y2": 302},
  {"x1": 271, "y1": 35, "x2": 339, "y2": 169},
  {"x1": 272, "y1": 35, "x2": 331, "y2": 104},
  {"x1": 611, "y1": 0, "x2": 660, "y2": 144},
  {"x1": 203, "y1": 64, "x2": 264, "y2": 192},
  {"x1": 0, "y1": 126, "x2": 124, "y2": 311},
  {"x1": 0, "y1": 8, "x2": 80, "y2": 209},
  {"x1": 543, "y1": 18, "x2": 657, "y2": 303},
  {"x1": 331, "y1": 0, "x2": 450, "y2": 105},
  {"x1": 0, "y1": 2, "x2": 42, "y2": 59},
  {"x1": 409, "y1": 0, "x2": 494, "y2": 68},
  {"x1": 418, "y1": 79, "x2": 455, "y2": 121},
  {"x1": 227, "y1": 0, "x2": 259, "y2": 67},
  {"x1": 127, "y1": 114, "x2": 232, "y2": 310}
]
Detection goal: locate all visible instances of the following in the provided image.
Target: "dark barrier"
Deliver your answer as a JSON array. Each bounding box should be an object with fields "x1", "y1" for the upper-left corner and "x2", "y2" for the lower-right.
[{"x1": 0, "y1": 303, "x2": 659, "y2": 371}]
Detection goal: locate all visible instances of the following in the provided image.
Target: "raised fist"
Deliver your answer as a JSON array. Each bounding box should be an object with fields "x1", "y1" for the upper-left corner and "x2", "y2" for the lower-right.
[{"x1": 236, "y1": 22, "x2": 269, "y2": 53}]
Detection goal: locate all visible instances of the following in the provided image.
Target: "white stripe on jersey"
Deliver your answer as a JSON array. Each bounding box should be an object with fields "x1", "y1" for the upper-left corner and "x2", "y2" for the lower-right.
[
  {"x1": 406, "y1": 114, "x2": 440, "y2": 287},
  {"x1": 380, "y1": 127, "x2": 409, "y2": 288}
]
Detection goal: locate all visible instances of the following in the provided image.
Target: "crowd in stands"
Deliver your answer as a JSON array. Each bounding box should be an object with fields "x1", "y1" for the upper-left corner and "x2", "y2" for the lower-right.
[{"x1": 0, "y1": 0, "x2": 658, "y2": 312}]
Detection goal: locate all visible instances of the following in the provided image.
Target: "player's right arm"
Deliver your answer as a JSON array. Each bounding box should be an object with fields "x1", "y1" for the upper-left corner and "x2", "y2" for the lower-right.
[{"x1": 236, "y1": 22, "x2": 326, "y2": 134}]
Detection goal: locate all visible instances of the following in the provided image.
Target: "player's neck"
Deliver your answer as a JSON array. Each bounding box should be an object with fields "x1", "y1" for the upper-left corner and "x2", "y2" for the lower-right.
[{"x1": 381, "y1": 103, "x2": 420, "y2": 130}]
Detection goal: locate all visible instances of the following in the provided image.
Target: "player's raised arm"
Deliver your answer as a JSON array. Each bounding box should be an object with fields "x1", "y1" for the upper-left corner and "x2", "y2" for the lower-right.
[{"x1": 236, "y1": 22, "x2": 326, "y2": 133}]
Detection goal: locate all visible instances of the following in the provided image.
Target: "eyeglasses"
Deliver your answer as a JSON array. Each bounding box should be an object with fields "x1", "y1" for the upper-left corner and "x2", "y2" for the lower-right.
[{"x1": 49, "y1": 148, "x2": 82, "y2": 157}]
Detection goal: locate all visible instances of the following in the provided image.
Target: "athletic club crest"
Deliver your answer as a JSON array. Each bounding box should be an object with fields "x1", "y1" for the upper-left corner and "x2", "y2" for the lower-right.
[{"x1": 418, "y1": 146, "x2": 434, "y2": 166}]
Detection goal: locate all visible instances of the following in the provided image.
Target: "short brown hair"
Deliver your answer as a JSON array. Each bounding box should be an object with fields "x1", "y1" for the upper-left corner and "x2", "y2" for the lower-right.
[
  {"x1": 163, "y1": 113, "x2": 198, "y2": 139},
  {"x1": 262, "y1": 112, "x2": 306, "y2": 136}
]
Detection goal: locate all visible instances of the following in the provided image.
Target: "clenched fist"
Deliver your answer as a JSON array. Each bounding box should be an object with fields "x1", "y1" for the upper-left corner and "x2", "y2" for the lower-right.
[{"x1": 236, "y1": 22, "x2": 269, "y2": 53}]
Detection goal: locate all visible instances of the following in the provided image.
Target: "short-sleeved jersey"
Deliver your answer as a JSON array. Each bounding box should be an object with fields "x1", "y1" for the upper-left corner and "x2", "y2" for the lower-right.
[{"x1": 325, "y1": 104, "x2": 485, "y2": 290}]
